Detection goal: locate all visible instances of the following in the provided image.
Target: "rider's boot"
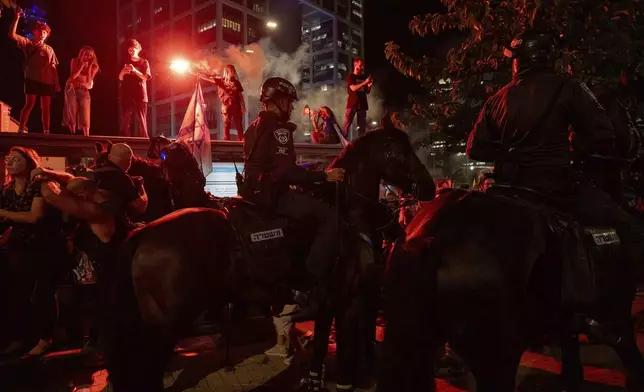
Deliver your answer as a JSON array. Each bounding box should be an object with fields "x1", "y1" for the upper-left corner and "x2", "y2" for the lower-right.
[{"x1": 298, "y1": 365, "x2": 327, "y2": 392}]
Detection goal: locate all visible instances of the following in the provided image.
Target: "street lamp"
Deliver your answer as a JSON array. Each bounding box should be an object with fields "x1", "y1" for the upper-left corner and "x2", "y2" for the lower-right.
[{"x1": 266, "y1": 20, "x2": 278, "y2": 29}]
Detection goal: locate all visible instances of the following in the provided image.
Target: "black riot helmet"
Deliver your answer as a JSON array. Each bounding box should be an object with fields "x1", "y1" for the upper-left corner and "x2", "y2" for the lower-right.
[
  {"x1": 260, "y1": 77, "x2": 299, "y2": 103},
  {"x1": 504, "y1": 30, "x2": 556, "y2": 66}
]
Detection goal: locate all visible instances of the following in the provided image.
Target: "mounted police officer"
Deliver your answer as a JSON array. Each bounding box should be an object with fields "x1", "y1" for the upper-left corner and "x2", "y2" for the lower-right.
[
  {"x1": 241, "y1": 76, "x2": 345, "y2": 318},
  {"x1": 467, "y1": 30, "x2": 644, "y2": 281}
]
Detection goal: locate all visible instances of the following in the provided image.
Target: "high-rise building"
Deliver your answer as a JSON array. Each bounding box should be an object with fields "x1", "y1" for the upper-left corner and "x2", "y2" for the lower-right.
[
  {"x1": 297, "y1": 0, "x2": 364, "y2": 91},
  {"x1": 115, "y1": 0, "x2": 363, "y2": 138}
]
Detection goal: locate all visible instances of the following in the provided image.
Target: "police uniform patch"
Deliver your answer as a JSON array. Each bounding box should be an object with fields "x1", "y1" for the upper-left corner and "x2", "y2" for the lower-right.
[
  {"x1": 579, "y1": 82, "x2": 604, "y2": 110},
  {"x1": 274, "y1": 129, "x2": 290, "y2": 144}
]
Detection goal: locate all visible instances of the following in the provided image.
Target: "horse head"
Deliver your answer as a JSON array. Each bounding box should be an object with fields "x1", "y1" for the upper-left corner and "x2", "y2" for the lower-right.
[
  {"x1": 159, "y1": 142, "x2": 209, "y2": 208},
  {"x1": 330, "y1": 123, "x2": 436, "y2": 203},
  {"x1": 94, "y1": 140, "x2": 113, "y2": 167}
]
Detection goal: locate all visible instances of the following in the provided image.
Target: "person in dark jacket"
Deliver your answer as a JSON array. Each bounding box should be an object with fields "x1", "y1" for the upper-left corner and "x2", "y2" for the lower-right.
[
  {"x1": 466, "y1": 30, "x2": 644, "y2": 281},
  {"x1": 241, "y1": 77, "x2": 345, "y2": 318}
]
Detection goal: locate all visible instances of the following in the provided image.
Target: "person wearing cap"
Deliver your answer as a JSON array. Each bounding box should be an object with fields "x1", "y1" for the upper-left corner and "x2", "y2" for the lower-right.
[{"x1": 466, "y1": 29, "x2": 644, "y2": 282}]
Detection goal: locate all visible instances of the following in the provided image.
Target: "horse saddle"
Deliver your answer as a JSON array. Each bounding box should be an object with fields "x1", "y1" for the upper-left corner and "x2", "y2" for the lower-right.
[
  {"x1": 489, "y1": 186, "x2": 622, "y2": 309},
  {"x1": 222, "y1": 197, "x2": 292, "y2": 285}
]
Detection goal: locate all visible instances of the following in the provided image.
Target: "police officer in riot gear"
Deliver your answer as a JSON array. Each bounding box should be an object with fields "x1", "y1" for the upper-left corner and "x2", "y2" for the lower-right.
[
  {"x1": 467, "y1": 30, "x2": 644, "y2": 281},
  {"x1": 241, "y1": 77, "x2": 345, "y2": 318}
]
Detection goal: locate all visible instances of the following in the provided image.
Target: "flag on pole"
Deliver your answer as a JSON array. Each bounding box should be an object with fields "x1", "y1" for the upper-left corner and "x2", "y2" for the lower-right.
[{"x1": 177, "y1": 83, "x2": 212, "y2": 177}]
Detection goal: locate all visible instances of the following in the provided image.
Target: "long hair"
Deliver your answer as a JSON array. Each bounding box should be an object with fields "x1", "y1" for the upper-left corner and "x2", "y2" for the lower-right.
[
  {"x1": 319, "y1": 106, "x2": 340, "y2": 128},
  {"x1": 76, "y1": 46, "x2": 100, "y2": 73},
  {"x1": 223, "y1": 64, "x2": 239, "y2": 84},
  {"x1": 5, "y1": 146, "x2": 42, "y2": 186}
]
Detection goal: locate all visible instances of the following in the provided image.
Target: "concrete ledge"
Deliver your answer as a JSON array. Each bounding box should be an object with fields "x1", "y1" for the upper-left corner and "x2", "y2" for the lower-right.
[{"x1": 0, "y1": 133, "x2": 343, "y2": 161}]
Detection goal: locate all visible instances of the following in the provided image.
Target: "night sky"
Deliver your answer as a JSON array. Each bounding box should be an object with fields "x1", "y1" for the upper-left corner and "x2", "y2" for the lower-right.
[{"x1": 0, "y1": 0, "x2": 439, "y2": 135}]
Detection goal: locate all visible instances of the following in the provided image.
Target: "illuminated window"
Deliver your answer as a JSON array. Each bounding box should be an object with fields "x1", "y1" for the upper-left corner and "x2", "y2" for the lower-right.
[
  {"x1": 153, "y1": 0, "x2": 169, "y2": 24},
  {"x1": 337, "y1": 21, "x2": 349, "y2": 50},
  {"x1": 199, "y1": 20, "x2": 216, "y2": 33},
  {"x1": 222, "y1": 5, "x2": 243, "y2": 45},
  {"x1": 135, "y1": 0, "x2": 150, "y2": 32},
  {"x1": 173, "y1": 0, "x2": 191, "y2": 16},
  {"x1": 248, "y1": 0, "x2": 265, "y2": 13},
  {"x1": 311, "y1": 18, "x2": 334, "y2": 52},
  {"x1": 196, "y1": 4, "x2": 217, "y2": 45},
  {"x1": 351, "y1": 28, "x2": 362, "y2": 56},
  {"x1": 350, "y1": 0, "x2": 362, "y2": 25}
]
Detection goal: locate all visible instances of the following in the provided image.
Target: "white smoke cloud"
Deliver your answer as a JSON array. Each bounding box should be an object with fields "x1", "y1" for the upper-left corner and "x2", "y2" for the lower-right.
[{"x1": 192, "y1": 38, "x2": 385, "y2": 141}]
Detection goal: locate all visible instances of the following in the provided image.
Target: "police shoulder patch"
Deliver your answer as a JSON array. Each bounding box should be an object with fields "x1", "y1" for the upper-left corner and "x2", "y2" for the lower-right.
[{"x1": 274, "y1": 128, "x2": 290, "y2": 144}]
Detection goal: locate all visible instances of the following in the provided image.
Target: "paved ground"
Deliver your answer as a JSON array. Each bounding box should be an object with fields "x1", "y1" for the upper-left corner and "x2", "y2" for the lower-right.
[{"x1": 1, "y1": 293, "x2": 643, "y2": 392}]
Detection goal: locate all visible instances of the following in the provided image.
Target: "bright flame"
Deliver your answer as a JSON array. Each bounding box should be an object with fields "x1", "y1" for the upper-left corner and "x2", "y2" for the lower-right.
[
  {"x1": 245, "y1": 49, "x2": 254, "y2": 53},
  {"x1": 266, "y1": 20, "x2": 278, "y2": 29},
  {"x1": 170, "y1": 58, "x2": 191, "y2": 74},
  {"x1": 371, "y1": 121, "x2": 378, "y2": 125}
]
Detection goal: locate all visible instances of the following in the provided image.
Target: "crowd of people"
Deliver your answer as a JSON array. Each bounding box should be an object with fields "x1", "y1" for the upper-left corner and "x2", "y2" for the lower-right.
[{"x1": 5, "y1": 6, "x2": 375, "y2": 144}]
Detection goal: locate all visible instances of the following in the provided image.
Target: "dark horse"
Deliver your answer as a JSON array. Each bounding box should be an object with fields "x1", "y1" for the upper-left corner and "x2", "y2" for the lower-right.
[
  {"x1": 379, "y1": 185, "x2": 644, "y2": 392},
  {"x1": 101, "y1": 125, "x2": 436, "y2": 391}
]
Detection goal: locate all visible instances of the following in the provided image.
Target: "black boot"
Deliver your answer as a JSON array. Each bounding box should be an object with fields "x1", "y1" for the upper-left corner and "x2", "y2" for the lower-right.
[{"x1": 298, "y1": 366, "x2": 328, "y2": 392}]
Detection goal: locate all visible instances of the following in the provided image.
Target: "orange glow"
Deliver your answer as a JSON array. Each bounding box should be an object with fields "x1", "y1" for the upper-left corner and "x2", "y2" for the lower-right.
[{"x1": 170, "y1": 58, "x2": 191, "y2": 74}]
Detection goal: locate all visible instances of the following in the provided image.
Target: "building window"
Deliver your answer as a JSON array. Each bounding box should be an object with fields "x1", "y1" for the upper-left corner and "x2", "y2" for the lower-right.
[
  {"x1": 247, "y1": 0, "x2": 265, "y2": 13},
  {"x1": 311, "y1": 18, "x2": 334, "y2": 52},
  {"x1": 203, "y1": 90, "x2": 219, "y2": 131},
  {"x1": 153, "y1": 0, "x2": 170, "y2": 25},
  {"x1": 322, "y1": 0, "x2": 334, "y2": 12},
  {"x1": 337, "y1": 0, "x2": 348, "y2": 19},
  {"x1": 156, "y1": 103, "x2": 172, "y2": 137},
  {"x1": 350, "y1": 0, "x2": 362, "y2": 25},
  {"x1": 173, "y1": 15, "x2": 193, "y2": 49},
  {"x1": 338, "y1": 52, "x2": 349, "y2": 78},
  {"x1": 135, "y1": 0, "x2": 150, "y2": 32},
  {"x1": 152, "y1": 27, "x2": 171, "y2": 63},
  {"x1": 174, "y1": 0, "x2": 191, "y2": 16},
  {"x1": 338, "y1": 21, "x2": 349, "y2": 51},
  {"x1": 222, "y1": 5, "x2": 243, "y2": 46},
  {"x1": 196, "y1": 4, "x2": 217, "y2": 45},
  {"x1": 174, "y1": 97, "x2": 192, "y2": 134},
  {"x1": 313, "y1": 51, "x2": 334, "y2": 83},
  {"x1": 247, "y1": 15, "x2": 265, "y2": 44},
  {"x1": 119, "y1": 7, "x2": 133, "y2": 30},
  {"x1": 351, "y1": 28, "x2": 362, "y2": 56}
]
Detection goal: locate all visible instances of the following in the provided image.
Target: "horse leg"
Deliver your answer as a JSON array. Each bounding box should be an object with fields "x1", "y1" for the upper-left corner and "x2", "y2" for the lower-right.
[
  {"x1": 224, "y1": 302, "x2": 235, "y2": 372},
  {"x1": 304, "y1": 307, "x2": 334, "y2": 392},
  {"x1": 607, "y1": 319, "x2": 644, "y2": 391},
  {"x1": 560, "y1": 334, "x2": 583, "y2": 392},
  {"x1": 466, "y1": 348, "x2": 522, "y2": 392},
  {"x1": 334, "y1": 297, "x2": 363, "y2": 391}
]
